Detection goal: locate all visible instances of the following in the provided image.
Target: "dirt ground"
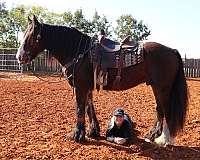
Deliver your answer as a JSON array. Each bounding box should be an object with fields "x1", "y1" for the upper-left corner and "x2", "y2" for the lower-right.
[{"x1": 0, "y1": 72, "x2": 199, "y2": 160}]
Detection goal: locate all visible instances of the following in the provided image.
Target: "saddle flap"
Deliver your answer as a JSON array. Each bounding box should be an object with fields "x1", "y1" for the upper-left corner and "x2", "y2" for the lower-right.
[{"x1": 100, "y1": 47, "x2": 118, "y2": 69}]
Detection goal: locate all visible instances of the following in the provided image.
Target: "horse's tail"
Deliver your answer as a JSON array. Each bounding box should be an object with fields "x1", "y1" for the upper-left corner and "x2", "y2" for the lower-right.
[{"x1": 166, "y1": 50, "x2": 188, "y2": 137}]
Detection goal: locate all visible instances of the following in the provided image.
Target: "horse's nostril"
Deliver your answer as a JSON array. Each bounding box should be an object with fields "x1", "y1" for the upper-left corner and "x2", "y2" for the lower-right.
[
  {"x1": 18, "y1": 55, "x2": 22, "y2": 61},
  {"x1": 16, "y1": 54, "x2": 22, "y2": 62}
]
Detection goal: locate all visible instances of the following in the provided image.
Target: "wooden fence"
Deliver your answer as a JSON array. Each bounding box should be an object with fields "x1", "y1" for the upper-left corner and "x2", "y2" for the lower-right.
[
  {"x1": 0, "y1": 48, "x2": 200, "y2": 78},
  {"x1": 184, "y1": 58, "x2": 200, "y2": 78}
]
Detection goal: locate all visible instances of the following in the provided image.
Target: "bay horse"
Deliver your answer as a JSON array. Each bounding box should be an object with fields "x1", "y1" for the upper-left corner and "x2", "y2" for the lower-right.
[{"x1": 16, "y1": 15, "x2": 188, "y2": 146}]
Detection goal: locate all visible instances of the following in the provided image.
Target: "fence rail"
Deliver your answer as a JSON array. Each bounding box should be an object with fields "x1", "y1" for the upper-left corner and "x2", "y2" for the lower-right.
[
  {"x1": 0, "y1": 48, "x2": 62, "y2": 73},
  {"x1": 0, "y1": 48, "x2": 200, "y2": 78}
]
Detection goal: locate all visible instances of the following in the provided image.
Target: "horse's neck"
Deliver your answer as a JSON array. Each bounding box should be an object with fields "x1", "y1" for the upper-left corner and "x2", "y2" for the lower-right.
[
  {"x1": 42, "y1": 24, "x2": 75, "y2": 65},
  {"x1": 42, "y1": 24, "x2": 91, "y2": 66}
]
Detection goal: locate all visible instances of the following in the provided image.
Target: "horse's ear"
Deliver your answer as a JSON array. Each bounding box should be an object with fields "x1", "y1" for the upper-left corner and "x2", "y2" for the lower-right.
[
  {"x1": 28, "y1": 16, "x2": 32, "y2": 24},
  {"x1": 33, "y1": 15, "x2": 39, "y2": 24}
]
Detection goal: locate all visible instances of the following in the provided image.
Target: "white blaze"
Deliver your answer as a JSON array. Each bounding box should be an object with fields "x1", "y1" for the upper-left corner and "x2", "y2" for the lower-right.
[{"x1": 16, "y1": 36, "x2": 26, "y2": 63}]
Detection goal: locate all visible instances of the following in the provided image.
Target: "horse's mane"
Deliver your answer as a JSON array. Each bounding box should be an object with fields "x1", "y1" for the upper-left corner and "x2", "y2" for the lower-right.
[{"x1": 42, "y1": 23, "x2": 89, "y2": 52}]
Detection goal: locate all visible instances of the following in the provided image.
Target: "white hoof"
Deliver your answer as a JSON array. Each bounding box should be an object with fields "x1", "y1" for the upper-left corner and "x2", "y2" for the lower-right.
[
  {"x1": 154, "y1": 122, "x2": 175, "y2": 147},
  {"x1": 144, "y1": 138, "x2": 151, "y2": 143}
]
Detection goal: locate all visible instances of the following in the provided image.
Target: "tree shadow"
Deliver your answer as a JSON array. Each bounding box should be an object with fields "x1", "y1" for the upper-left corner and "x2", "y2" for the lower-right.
[{"x1": 139, "y1": 143, "x2": 200, "y2": 160}]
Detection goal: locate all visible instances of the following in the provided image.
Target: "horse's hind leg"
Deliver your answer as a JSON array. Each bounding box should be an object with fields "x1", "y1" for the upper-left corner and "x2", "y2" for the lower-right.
[
  {"x1": 86, "y1": 90, "x2": 100, "y2": 138},
  {"x1": 153, "y1": 87, "x2": 175, "y2": 146},
  {"x1": 145, "y1": 85, "x2": 174, "y2": 146},
  {"x1": 144, "y1": 85, "x2": 164, "y2": 142}
]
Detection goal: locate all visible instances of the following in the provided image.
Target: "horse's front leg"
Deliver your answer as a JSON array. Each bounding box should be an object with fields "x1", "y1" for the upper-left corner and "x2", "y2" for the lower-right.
[
  {"x1": 72, "y1": 88, "x2": 87, "y2": 142},
  {"x1": 86, "y1": 90, "x2": 100, "y2": 138}
]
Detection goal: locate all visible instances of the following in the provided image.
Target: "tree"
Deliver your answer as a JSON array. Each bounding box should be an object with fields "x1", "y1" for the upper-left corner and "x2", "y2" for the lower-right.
[
  {"x1": 27, "y1": 6, "x2": 48, "y2": 20},
  {"x1": 0, "y1": 2, "x2": 10, "y2": 47},
  {"x1": 45, "y1": 12, "x2": 65, "y2": 25},
  {"x1": 62, "y1": 11, "x2": 73, "y2": 27},
  {"x1": 90, "y1": 11, "x2": 112, "y2": 37},
  {"x1": 71, "y1": 9, "x2": 91, "y2": 34},
  {"x1": 9, "y1": 5, "x2": 27, "y2": 47},
  {"x1": 0, "y1": 2, "x2": 151, "y2": 48},
  {"x1": 115, "y1": 14, "x2": 151, "y2": 41}
]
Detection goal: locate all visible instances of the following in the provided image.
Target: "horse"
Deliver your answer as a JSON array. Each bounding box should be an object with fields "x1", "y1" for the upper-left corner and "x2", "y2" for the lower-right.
[{"x1": 16, "y1": 15, "x2": 188, "y2": 146}]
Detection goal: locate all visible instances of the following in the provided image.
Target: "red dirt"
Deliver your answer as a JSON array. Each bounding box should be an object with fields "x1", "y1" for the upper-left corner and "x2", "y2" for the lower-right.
[{"x1": 0, "y1": 73, "x2": 200, "y2": 160}]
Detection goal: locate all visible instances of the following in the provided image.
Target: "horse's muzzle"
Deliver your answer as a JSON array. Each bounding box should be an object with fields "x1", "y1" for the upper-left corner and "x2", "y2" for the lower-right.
[{"x1": 16, "y1": 51, "x2": 31, "y2": 64}]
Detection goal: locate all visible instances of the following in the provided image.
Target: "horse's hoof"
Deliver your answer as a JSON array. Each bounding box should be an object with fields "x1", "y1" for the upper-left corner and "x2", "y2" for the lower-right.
[
  {"x1": 144, "y1": 132, "x2": 155, "y2": 142},
  {"x1": 144, "y1": 138, "x2": 151, "y2": 143},
  {"x1": 77, "y1": 134, "x2": 85, "y2": 143},
  {"x1": 70, "y1": 129, "x2": 86, "y2": 143},
  {"x1": 144, "y1": 128, "x2": 162, "y2": 143},
  {"x1": 87, "y1": 129, "x2": 100, "y2": 138},
  {"x1": 154, "y1": 133, "x2": 175, "y2": 147}
]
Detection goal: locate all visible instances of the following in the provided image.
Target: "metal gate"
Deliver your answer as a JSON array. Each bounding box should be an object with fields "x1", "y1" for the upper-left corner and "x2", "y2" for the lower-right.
[{"x1": 0, "y1": 48, "x2": 62, "y2": 73}]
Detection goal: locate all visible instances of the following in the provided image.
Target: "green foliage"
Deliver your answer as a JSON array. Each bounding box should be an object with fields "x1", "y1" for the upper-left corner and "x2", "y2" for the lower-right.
[
  {"x1": 90, "y1": 11, "x2": 111, "y2": 37},
  {"x1": 0, "y1": 2, "x2": 151, "y2": 48},
  {"x1": 115, "y1": 14, "x2": 151, "y2": 41},
  {"x1": 62, "y1": 11, "x2": 73, "y2": 26},
  {"x1": 1, "y1": 3, "x2": 27, "y2": 47},
  {"x1": 9, "y1": 5, "x2": 27, "y2": 47},
  {"x1": 0, "y1": 2, "x2": 10, "y2": 47},
  {"x1": 71, "y1": 9, "x2": 92, "y2": 34}
]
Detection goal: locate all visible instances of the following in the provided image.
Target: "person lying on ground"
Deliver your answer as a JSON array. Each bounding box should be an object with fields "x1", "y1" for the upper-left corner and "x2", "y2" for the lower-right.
[{"x1": 106, "y1": 108, "x2": 134, "y2": 145}]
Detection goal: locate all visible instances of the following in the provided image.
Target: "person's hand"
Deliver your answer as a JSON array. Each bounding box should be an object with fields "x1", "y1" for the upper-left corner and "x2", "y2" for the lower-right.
[{"x1": 114, "y1": 137, "x2": 126, "y2": 144}]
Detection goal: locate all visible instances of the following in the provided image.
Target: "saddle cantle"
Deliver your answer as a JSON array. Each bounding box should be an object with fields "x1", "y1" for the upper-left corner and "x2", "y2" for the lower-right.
[
  {"x1": 121, "y1": 35, "x2": 138, "y2": 49},
  {"x1": 100, "y1": 38, "x2": 121, "y2": 52}
]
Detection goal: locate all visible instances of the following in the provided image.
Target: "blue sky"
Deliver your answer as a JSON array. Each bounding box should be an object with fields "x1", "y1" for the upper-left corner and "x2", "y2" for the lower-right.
[{"x1": 5, "y1": 0, "x2": 200, "y2": 58}]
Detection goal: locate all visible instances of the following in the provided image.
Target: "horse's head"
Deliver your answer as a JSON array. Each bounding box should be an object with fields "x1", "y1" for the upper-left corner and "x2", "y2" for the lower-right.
[{"x1": 16, "y1": 15, "x2": 44, "y2": 64}]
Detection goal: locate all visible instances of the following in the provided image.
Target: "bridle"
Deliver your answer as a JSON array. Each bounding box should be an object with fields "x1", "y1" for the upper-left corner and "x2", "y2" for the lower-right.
[{"x1": 19, "y1": 22, "x2": 67, "y2": 84}]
